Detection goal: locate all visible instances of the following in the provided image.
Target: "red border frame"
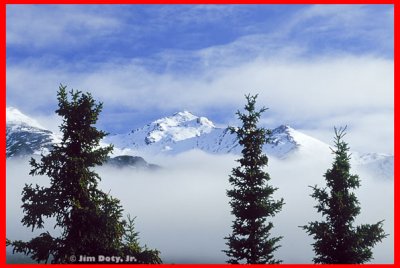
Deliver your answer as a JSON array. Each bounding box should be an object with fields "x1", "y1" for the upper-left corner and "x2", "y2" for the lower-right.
[{"x1": 2, "y1": 1, "x2": 397, "y2": 267}]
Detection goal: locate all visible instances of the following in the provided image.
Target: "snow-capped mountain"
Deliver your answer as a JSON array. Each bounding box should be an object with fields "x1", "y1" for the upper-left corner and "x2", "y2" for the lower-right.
[
  {"x1": 7, "y1": 107, "x2": 45, "y2": 129},
  {"x1": 352, "y1": 152, "x2": 394, "y2": 180},
  {"x1": 105, "y1": 111, "x2": 330, "y2": 159},
  {"x1": 6, "y1": 107, "x2": 57, "y2": 157},
  {"x1": 107, "y1": 111, "x2": 216, "y2": 151},
  {"x1": 6, "y1": 108, "x2": 394, "y2": 179},
  {"x1": 105, "y1": 110, "x2": 393, "y2": 179},
  {"x1": 5, "y1": 108, "x2": 158, "y2": 169}
]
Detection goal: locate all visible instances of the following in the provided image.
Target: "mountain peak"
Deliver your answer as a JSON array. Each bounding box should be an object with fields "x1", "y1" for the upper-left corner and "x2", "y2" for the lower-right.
[
  {"x1": 6, "y1": 107, "x2": 54, "y2": 157},
  {"x1": 272, "y1": 124, "x2": 293, "y2": 133},
  {"x1": 141, "y1": 111, "x2": 216, "y2": 144},
  {"x1": 173, "y1": 110, "x2": 196, "y2": 118},
  {"x1": 6, "y1": 107, "x2": 45, "y2": 130},
  {"x1": 153, "y1": 111, "x2": 197, "y2": 126},
  {"x1": 152, "y1": 111, "x2": 215, "y2": 128}
]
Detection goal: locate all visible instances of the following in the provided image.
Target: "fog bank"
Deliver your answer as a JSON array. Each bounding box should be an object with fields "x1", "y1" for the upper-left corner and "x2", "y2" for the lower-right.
[{"x1": 7, "y1": 151, "x2": 393, "y2": 263}]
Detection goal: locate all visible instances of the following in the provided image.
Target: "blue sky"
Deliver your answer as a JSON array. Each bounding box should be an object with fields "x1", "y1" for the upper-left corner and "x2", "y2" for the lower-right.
[{"x1": 6, "y1": 4, "x2": 394, "y2": 153}]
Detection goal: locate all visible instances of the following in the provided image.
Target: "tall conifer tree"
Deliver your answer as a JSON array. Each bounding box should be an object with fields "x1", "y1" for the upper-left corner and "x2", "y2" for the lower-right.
[
  {"x1": 224, "y1": 94, "x2": 284, "y2": 264},
  {"x1": 302, "y1": 127, "x2": 387, "y2": 264},
  {"x1": 7, "y1": 85, "x2": 161, "y2": 264}
]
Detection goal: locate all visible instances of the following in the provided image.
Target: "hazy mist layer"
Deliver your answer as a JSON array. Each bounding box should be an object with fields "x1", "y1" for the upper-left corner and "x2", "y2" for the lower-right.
[{"x1": 6, "y1": 150, "x2": 393, "y2": 263}]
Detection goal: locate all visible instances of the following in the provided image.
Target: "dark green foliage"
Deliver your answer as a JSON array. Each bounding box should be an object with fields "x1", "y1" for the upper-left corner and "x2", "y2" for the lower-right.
[
  {"x1": 302, "y1": 127, "x2": 387, "y2": 264},
  {"x1": 7, "y1": 85, "x2": 161, "y2": 264},
  {"x1": 121, "y1": 215, "x2": 162, "y2": 264},
  {"x1": 224, "y1": 94, "x2": 284, "y2": 264}
]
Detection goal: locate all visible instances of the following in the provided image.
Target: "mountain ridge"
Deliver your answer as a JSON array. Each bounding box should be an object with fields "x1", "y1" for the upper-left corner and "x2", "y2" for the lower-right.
[
  {"x1": 105, "y1": 112, "x2": 330, "y2": 159},
  {"x1": 6, "y1": 107, "x2": 394, "y2": 179}
]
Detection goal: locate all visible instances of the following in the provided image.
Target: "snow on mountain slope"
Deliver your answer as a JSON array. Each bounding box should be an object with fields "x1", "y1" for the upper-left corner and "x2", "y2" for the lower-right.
[
  {"x1": 146, "y1": 111, "x2": 215, "y2": 143},
  {"x1": 5, "y1": 108, "x2": 158, "y2": 170},
  {"x1": 352, "y1": 152, "x2": 394, "y2": 180},
  {"x1": 107, "y1": 114, "x2": 331, "y2": 159},
  {"x1": 105, "y1": 110, "x2": 393, "y2": 179},
  {"x1": 6, "y1": 107, "x2": 57, "y2": 157},
  {"x1": 6, "y1": 107, "x2": 45, "y2": 130},
  {"x1": 6, "y1": 108, "x2": 393, "y2": 179},
  {"x1": 107, "y1": 111, "x2": 216, "y2": 153}
]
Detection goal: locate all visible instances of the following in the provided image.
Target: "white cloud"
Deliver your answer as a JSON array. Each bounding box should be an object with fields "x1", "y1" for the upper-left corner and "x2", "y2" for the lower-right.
[
  {"x1": 7, "y1": 5, "x2": 393, "y2": 56},
  {"x1": 6, "y1": 5, "x2": 394, "y2": 263},
  {"x1": 6, "y1": 151, "x2": 393, "y2": 263},
  {"x1": 6, "y1": 5, "x2": 121, "y2": 48},
  {"x1": 6, "y1": 54, "x2": 393, "y2": 153},
  {"x1": 288, "y1": 4, "x2": 393, "y2": 51},
  {"x1": 6, "y1": 5, "x2": 393, "y2": 154},
  {"x1": 7, "y1": 55, "x2": 393, "y2": 111},
  {"x1": 149, "y1": 5, "x2": 241, "y2": 26},
  {"x1": 299, "y1": 111, "x2": 394, "y2": 154}
]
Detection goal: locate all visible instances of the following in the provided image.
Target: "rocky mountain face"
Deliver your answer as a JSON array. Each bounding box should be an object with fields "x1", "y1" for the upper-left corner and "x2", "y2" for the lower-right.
[
  {"x1": 6, "y1": 107, "x2": 157, "y2": 170},
  {"x1": 105, "y1": 111, "x2": 393, "y2": 180},
  {"x1": 6, "y1": 107, "x2": 394, "y2": 179},
  {"x1": 105, "y1": 111, "x2": 329, "y2": 158},
  {"x1": 6, "y1": 107, "x2": 56, "y2": 158},
  {"x1": 106, "y1": 155, "x2": 161, "y2": 170}
]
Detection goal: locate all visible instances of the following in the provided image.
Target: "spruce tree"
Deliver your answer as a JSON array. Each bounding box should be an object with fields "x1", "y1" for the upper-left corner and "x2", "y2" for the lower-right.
[
  {"x1": 7, "y1": 85, "x2": 161, "y2": 264},
  {"x1": 224, "y1": 94, "x2": 284, "y2": 264},
  {"x1": 121, "y1": 215, "x2": 162, "y2": 264},
  {"x1": 302, "y1": 127, "x2": 387, "y2": 264}
]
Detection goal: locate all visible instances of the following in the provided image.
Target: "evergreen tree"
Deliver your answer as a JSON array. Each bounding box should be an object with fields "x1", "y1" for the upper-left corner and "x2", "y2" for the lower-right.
[
  {"x1": 121, "y1": 215, "x2": 162, "y2": 264},
  {"x1": 7, "y1": 85, "x2": 161, "y2": 264},
  {"x1": 224, "y1": 94, "x2": 284, "y2": 264},
  {"x1": 302, "y1": 127, "x2": 387, "y2": 264}
]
